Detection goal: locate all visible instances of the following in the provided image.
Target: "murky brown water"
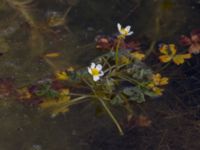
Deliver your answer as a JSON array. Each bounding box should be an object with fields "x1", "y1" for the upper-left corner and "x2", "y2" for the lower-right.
[{"x1": 0, "y1": 0, "x2": 200, "y2": 150}]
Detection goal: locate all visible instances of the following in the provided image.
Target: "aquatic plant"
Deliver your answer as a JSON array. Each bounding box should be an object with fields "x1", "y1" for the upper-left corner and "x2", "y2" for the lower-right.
[
  {"x1": 87, "y1": 63, "x2": 104, "y2": 81},
  {"x1": 16, "y1": 23, "x2": 195, "y2": 136},
  {"x1": 115, "y1": 23, "x2": 133, "y2": 64},
  {"x1": 46, "y1": 7, "x2": 72, "y2": 30},
  {"x1": 159, "y1": 44, "x2": 191, "y2": 65},
  {"x1": 179, "y1": 29, "x2": 200, "y2": 54}
]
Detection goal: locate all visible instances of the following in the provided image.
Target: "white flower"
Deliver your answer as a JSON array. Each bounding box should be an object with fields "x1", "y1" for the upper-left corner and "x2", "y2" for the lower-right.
[
  {"x1": 88, "y1": 63, "x2": 104, "y2": 81},
  {"x1": 117, "y1": 23, "x2": 134, "y2": 37}
]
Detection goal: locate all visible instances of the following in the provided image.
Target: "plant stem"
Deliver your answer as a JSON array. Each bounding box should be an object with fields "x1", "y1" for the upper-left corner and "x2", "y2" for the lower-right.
[
  {"x1": 104, "y1": 64, "x2": 127, "y2": 74},
  {"x1": 115, "y1": 38, "x2": 121, "y2": 65},
  {"x1": 81, "y1": 76, "x2": 124, "y2": 135},
  {"x1": 66, "y1": 95, "x2": 91, "y2": 107},
  {"x1": 98, "y1": 98, "x2": 124, "y2": 135},
  {"x1": 118, "y1": 74, "x2": 144, "y2": 87},
  {"x1": 69, "y1": 93, "x2": 93, "y2": 97},
  {"x1": 44, "y1": 57, "x2": 58, "y2": 71}
]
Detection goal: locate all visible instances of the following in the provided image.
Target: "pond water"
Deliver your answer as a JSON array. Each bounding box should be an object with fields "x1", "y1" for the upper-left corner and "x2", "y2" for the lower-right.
[{"x1": 0, "y1": 0, "x2": 200, "y2": 150}]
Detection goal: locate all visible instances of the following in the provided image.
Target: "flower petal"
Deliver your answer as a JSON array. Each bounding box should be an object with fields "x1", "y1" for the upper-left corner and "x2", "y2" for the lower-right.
[
  {"x1": 96, "y1": 64, "x2": 102, "y2": 71},
  {"x1": 159, "y1": 55, "x2": 172, "y2": 63},
  {"x1": 169, "y1": 44, "x2": 177, "y2": 56},
  {"x1": 125, "y1": 25, "x2": 131, "y2": 32},
  {"x1": 93, "y1": 76, "x2": 100, "y2": 81},
  {"x1": 91, "y1": 62, "x2": 95, "y2": 69},
  {"x1": 117, "y1": 23, "x2": 121, "y2": 32},
  {"x1": 127, "y1": 31, "x2": 134, "y2": 36},
  {"x1": 99, "y1": 71, "x2": 104, "y2": 76},
  {"x1": 88, "y1": 67, "x2": 92, "y2": 75},
  {"x1": 159, "y1": 44, "x2": 168, "y2": 55}
]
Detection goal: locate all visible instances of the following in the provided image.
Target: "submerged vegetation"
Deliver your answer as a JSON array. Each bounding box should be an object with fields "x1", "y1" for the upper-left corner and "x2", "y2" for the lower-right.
[{"x1": 14, "y1": 22, "x2": 197, "y2": 135}]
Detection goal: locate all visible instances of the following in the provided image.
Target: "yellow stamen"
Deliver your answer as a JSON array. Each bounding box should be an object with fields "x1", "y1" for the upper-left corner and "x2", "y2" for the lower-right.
[
  {"x1": 120, "y1": 28, "x2": 128, "y2": 36},
  {"x1": 91, "y1": 68, "x2": 100, "y2": 76}
]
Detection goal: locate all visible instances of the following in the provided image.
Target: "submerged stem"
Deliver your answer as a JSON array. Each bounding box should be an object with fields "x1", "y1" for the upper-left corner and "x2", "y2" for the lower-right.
[
  {"x1": 66, "y1": 95, "x2": 91, "y2": 107},
  {"x1": 98, "y1": 98, "x2": 124, "y2": 135},
  {"x1": 118, "y1": 74, "x2": 144, "y2": 87},
  {"x1": 44, "y1": 57, "x2": 58, "y2": 71},
  {"x1": 81, "y1": 73, "x2": 124, "y2": 135}
]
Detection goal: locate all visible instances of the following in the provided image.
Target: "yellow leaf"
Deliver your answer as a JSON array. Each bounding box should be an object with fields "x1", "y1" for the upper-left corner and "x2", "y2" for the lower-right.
[
  {"x1": 45, "y1": 52, "x2": 61, "y2": 58},
  {"x1": 17, "y1": 87, "x2": 32, "y2": 100},
  {"x1": 160, "y1": 77, "x2": 169, "y2": 85},
  {"x1": 119, "y1": 56, "x2": 130, "y2": 64},
  {"x1": 131, "y1": 51, "x2": 145, "y2": 60},
  {"x1": 39, "y1": 89, "x2": 70, "y2": 117},
  {"x1": 159, "y1": 44, "x2": 169, "y2": 55},
  {"x1": 152, "y1": 73, "x2": 161, "y2": 85},
  {"x1": 148, "y1": 74, "x2": 168, "y2": 96},
  {"x1": 159, "y1": 55, "x2": 172, "y2": 63},
  {"x1": 152, "y1": 87, "x2": 164, "y2": 95},
  {"x1": 55, "y1": 71, "x2": 69, "y2": 80},
  {"x1": 169, "y1": 44, "x2": 176, "y2": 55},
  {"x1": 173, "y1": 53, "x2": 192, "y2": 65},
  {"x1": 40, "y1": 91, "x2": 70, "y2": 109},
  {"x1": 147, "y1": 82, "x2": 155, "y2": 88},
  {"x1": 67, "y1": 67, "x2": 74, "y2": 72},
  {"x1": 152, "y1": 73, "x2": 169, "y2": 86},
  {"x1": 159, "y1": 44, "x2": 177, "y2": 63},
  {"x1": 60, "y1": 88, "x2": 70, "y2": 96}
]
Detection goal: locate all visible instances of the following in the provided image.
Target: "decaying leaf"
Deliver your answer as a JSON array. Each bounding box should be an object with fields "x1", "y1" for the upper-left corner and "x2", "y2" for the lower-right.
[
  {"x1": 179, "y1": 29, "x2": 200, "y2": 54},
  {"x1": 17, "y1": 87, "x2": 32, "y2": 100},
  {"x1": 39, "y1": 89, "x2": 70, "y2": 117},
  {"x1": 130, "y1": 51, "x2": 145, "y2": 60},
  {"x1": 126, "y1": 115, "x2": 152, "y2": 128},
  {"x1": 44, "y1": 52, "x2": 61, "y2": 58},
  {"x1": 119, "y1": 55, "x2": 130, "y2": 64},
  {"x1": 135, "y1": 115, "x2": 152, "y2": 127},
  {"x1": 55, "y1": 71, "x2": 69, "y2": 81}
]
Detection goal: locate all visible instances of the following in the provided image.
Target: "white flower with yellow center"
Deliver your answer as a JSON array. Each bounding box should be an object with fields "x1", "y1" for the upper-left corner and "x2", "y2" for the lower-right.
[
  {"x1": 88, "y1": 63, "x2": 104, "y2": 81},
  {"x1": 117, "y1": 23, "x2": 134, "y2": 38}
]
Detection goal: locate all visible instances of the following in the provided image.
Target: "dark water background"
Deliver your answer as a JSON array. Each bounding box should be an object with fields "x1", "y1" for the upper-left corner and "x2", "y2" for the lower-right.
[{"x1": 0, "y1": 0, "x2": 200, "y2": 150}]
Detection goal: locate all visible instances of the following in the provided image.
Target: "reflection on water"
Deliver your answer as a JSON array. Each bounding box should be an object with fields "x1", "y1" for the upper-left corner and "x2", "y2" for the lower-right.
[{"x1": 0, "y1": 0, "x2": 200, "y2": 149}]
